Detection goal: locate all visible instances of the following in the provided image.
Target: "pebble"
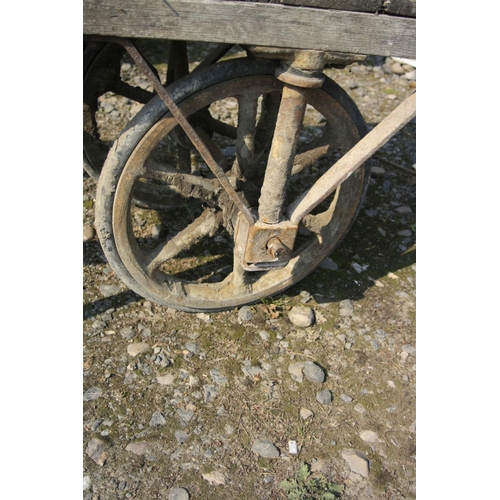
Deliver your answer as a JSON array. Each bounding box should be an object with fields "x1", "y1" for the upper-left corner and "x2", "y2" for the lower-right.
[
  {"x1": 174, "y1": 430, "x2": 189, "y2": 444},
  {"x1": 210, "y1": 368, "x2": 228, "y2": 386},
  {"x1": 149, "y1": 412, "x2": 167, "y2": 427},
  {"x1": 99, "y1": 284, "x2": 122, "y2": 298},
  {"x1": 319, "y1": 258, "x2": 338, "y2": 271},
  {"x1": 339, "y1": 299, "x2": 354, "y2": 317},
  {"x1": 341, "y1": 449, "x2": 370, "y2": 478},
  {"x1": 202, "y1": 471, "x2": 226, "y2": 485},
  {"x1": 83, "y1": 476, "x2": 91, "y2": 491},
  {"x1": 401, "y1": 344, "x2": 416, "y2": 355},
  {"x1": 251, "y1": 440, "x2": 280, "y2": 458},
  {"x1": 390, "y1": 62, "x2": 405, "y2": 75},
  {"x1": 395, "y1": 206, "x2": 412, "y2": 213},
  {"x1": 85, "y1": 438, "x2": 107, "y2": 466},
  {"x1": 196, "y1": 313, "x2": 212, "y2": 323},
  {"x1": 351, "y1": 262, "x2": 368, "y2": 273},
  {"x1": 300, "y1": 408, "x2": 314, "y2": 420},
  {"x1": 371, "y1": 166, "x2": 386, "y2": 175},
  {"x1": 238, "y1": 306, "x2": 253, "y2": 322},
  {"x1": 185, "y1": 342, "x2": 200, "y2": 355},
  {"x1": 359, "y1": 430, "x2": 379, "y2": 443},
  {"x1": 354, "y1": 404, "x2": 366, "y2": 414},
  {"x1": 157, "y1": 373, "x2": 176, "y2": 385},
  {"x1": 203, "y1": 384, "x2": 219, "y2": 403},
  {"x1": 177, "y1": 409, "x2": 195, "y2": 424},
  {"x1": 340, "y1": 394, "x2": 353, "y2": 403},
  {"x1": 83, "y1": 224, "x2": 96, "y2": 241},
  {"x1": 151, "y1": 224, "x2": 162, "y2": 239},
  {"x1": 303, "y1": 361, "x2": 325, "y2": 383},
  {"x1": 242, "y1": 365, "x2": 265, "y2": 378},
  {"x1": 288, "y1": 306, "x2": 315, "y2": 327},
  {"x1": 398, "y1": 229, "x2": 412, "y2": 237},
  {"x1": 120, "y1": 327, "x2": 136, "y2": 340},
  {"x1": 316, "y1": 390, "x2": 333, "y2": 405},
  {"x1": 127, "y1": 342, "x2": 150, "y2": 357},
  {"x1": 169, "y1": 487, "x2": 190, "y2": 500},
  {"x1": 258, "y1": 330, "x2": 270, "y2": 341},
  {"x1": 288, "y1": 362, "x2": 306, "y2": 383},
  {"x1": 126, "y1": 442, "x2": 150, "y2": 456},
  {"x1": 83, "y1": 387, "x2": 102, "y2": 402},
  {"x1": 404, "y1": 70, "x2": 416, "y2": 81}
]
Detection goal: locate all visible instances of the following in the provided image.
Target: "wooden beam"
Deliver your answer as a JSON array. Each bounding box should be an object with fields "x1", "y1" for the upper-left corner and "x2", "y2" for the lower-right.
[
  {"x1": 229, "y1": 1, "x2": 416, "y2": 19},
  {"x1": 83, "y1": 0, "x2": 416, "y2": 58}
]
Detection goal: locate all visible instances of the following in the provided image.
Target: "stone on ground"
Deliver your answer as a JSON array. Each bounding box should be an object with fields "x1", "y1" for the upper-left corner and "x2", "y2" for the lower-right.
[
  {"x1": 342, "y1": 449, "x2": 370, "y2": 478},
  {"x1": 251, "y1": 440, "x2": 280, "y2": 458},
  {"x1": 86, "y1": 438, "x2": 107, "y2": 466},
  {"x1": 303, "y1": 361, "x2": 325, "y2": 383},
  {"x1": 316, "y1": 389, "x2": 333, "y2": 405},
  {"x1": 168, "y1": 487, "x2": 189, "y2": 500},
  {"x1": 126, "y1": 442, "x2": 150, "y2": 456},
  {"x1": 127, "y1": 342, "x2": 150, "y2": 357},
  {"x1": 288, "y1": 306, "x2": 315, "y2": 327}
]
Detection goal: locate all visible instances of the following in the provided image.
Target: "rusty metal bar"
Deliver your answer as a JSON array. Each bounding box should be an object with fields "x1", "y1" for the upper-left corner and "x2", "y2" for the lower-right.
[
  {"x1": 258, "y1": 84, "x2": 307, "y2": 223},
  {"x1": 286, "y1": 92, "x2": 416, "y2": 224},
  {"x1": 95, "y1": 36, "x2": 255, "y2": 225}
]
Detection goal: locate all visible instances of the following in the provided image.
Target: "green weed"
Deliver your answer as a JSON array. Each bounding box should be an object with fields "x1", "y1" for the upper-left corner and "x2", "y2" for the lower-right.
[{"x1": 280, "y1": 462, "x2": 344, "y2": 499}]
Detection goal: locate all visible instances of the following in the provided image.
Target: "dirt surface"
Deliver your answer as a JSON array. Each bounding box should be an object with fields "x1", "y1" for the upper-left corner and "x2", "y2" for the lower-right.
[{"x1": 83, "y1": 41, "x2": 416, "y2": 499}]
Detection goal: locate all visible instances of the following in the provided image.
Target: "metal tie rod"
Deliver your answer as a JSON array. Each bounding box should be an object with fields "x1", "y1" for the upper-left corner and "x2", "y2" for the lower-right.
[{"x1": 95, "y1": 36, "x2": 255, "y2": 225}]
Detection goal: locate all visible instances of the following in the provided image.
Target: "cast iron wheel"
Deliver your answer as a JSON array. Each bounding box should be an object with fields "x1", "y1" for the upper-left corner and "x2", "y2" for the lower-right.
[{"x1": 96, "y1": 58, "x2": 370, "y2": 311}]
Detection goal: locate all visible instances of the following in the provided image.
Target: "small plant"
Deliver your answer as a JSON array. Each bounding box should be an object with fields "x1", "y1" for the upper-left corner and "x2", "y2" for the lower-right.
[{"x1": 280, "y1": 462, "x2": 344, "y2": 499}]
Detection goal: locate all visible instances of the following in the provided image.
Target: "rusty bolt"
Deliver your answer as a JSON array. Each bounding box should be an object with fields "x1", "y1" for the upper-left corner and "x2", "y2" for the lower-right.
[{"x1": 266, "y1": 237, "x2": 291, "y2": 261}]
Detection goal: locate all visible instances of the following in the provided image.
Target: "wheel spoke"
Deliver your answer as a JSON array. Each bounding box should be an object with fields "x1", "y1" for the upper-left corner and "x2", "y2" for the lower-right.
[
  {"x1": 110, "y1": 80, "x2": 154, "y2": 104},
  {"x1": 144, "y1": 158, "x2": 220, "y2": 199},
  {"x1": 254, "y1": 92, "x2": 281, "y2": 164},
  {"x1": 291, "y1": 143, "x2": 331, "y2": 176},
  {"x1": 143, "y1": 209, "x2": 223, "y2": 274},
  {"x1": 212, "y1": 119, "x2": 237, "y2": 140},
  {"x1": 234, "y1": 94, "x2": 259, "y2": 179},
  {"x1": 292, "y1": 122, "x2": 338, "y2": 175}
]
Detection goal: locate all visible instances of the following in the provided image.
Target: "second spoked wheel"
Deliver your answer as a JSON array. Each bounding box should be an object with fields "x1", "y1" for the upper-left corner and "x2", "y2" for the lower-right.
[{"x1": 96, "y1": 58, "x2": 370, "y2": 311}]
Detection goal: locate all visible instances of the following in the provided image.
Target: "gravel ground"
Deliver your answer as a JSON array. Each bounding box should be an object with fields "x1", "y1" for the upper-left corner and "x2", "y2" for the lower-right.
[{"x1": 83, "y1": 41, "x2": 416, "y2": 499}]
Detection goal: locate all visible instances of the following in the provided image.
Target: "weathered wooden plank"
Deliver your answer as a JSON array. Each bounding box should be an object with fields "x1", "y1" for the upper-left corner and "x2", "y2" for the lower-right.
[
  {"x1": 83, "y1": 0, "x2": 416, "y2": 58},
  {"x1": 230, "y1": 1, "x2": 416, "y2": 18}
]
